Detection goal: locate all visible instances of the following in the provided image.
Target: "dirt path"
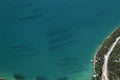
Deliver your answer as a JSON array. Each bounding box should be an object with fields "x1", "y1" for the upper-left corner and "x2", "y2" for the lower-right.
[{"x1": 102, "y1": 36, "x2": 120, "y2": 80}]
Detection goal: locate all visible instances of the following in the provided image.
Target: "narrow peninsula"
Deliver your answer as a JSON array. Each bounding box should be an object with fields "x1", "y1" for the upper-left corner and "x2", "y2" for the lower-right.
[{"x1": 93, "y1": 27, "x2": 120, "y2": 80}]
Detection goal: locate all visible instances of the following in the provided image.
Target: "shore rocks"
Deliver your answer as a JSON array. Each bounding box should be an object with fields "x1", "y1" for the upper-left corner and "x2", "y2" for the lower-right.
[
  {"x1": 0, "y1": 77, "x2": 6, "y2": 80},
  {"x1": 13, "y1": 74, "x2": 26, "y2": 80},
  {"x1": 36, "y1": 75, "x2": 49, "y2": 80}
]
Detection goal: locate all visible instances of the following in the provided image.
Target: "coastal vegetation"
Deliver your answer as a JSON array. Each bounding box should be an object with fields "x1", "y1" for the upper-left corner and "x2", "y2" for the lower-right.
[
  {"x1": 108, "y1": 38, "x2": 120, "y2": 79},
  {"x1": 94, "y1": 27, "x2": 120, "y2": 80}
]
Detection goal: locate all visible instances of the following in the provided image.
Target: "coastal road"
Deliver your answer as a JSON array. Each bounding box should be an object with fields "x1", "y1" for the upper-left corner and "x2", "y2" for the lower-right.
[{"x1": 102, "y1": 36, "x2": 120, "y2": 80}]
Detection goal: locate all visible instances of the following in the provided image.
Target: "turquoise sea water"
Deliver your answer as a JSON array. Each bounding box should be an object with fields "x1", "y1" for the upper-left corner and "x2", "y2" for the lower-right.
[{"x1": 0, "y1": 0, "x2": 120, "y2": 80}]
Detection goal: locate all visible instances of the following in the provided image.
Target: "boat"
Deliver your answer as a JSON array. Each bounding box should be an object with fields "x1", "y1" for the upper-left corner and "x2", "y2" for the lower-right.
[{"x1": 90, "y1": 59, "x2": 94, "y2": 63}]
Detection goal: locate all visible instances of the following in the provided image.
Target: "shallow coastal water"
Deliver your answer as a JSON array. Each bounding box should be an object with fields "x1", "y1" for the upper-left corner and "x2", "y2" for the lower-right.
[{"x1": 0, "y1": 0, "x2": 120, "y2": 80}]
